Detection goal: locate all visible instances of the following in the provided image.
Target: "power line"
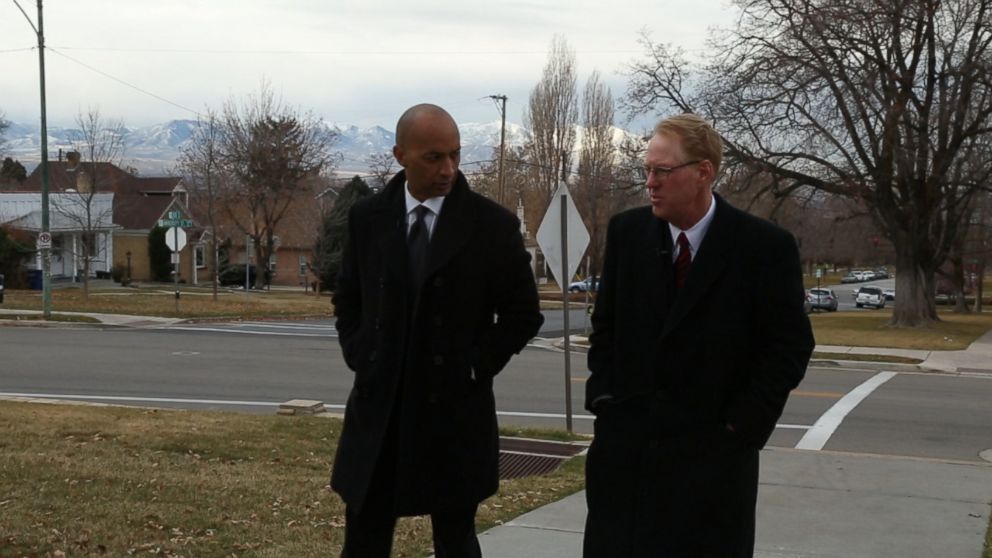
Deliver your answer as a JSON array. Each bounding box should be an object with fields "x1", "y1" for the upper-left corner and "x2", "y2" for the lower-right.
[
  {"x1": 46, "y1": 47, "x2": 200, "y2": 117},
  {"x1": 0, "y1": 46, "x2": 35, "y2": 54},
  {"x1": 49, "y1": 46, "x2": 642, "y2": 56}
]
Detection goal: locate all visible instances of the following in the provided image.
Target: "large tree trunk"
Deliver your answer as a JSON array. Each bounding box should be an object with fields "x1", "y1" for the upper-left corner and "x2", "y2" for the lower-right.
[
  {"x1": 890, "y1": 243, "x2": 939, "y2": 327},
  {"x1": 974, "y1": 259, "x2": 986, "y2": 313},
  {"x1": 950, "y1": 254, "x2": 971, "y2": 313}
]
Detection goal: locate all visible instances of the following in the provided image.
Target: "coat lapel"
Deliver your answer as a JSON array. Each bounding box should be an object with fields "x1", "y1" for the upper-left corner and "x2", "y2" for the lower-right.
[
  {"x1": 647, "y1": 217, "x2": 674, "y2": 328},
  {"x1": 661, "y1": 196, "x2": 739, "y2": 339},
  {"x1": 423, "y1": 174, "x2": 474, "y2": 280},
  {"x1": 372, "y1": 173, "x2": 412, "y2": 285}
]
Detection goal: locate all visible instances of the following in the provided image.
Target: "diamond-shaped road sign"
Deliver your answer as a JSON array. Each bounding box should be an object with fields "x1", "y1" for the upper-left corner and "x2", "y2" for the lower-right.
[{"x1": 536, "y1": 182, "x2": 590, "y2": 287}]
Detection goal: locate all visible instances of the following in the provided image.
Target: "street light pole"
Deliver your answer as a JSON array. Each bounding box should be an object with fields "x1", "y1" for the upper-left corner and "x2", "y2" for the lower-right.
[{"x1": 14, "y1": 0, "x2": 52, "y2": 317}]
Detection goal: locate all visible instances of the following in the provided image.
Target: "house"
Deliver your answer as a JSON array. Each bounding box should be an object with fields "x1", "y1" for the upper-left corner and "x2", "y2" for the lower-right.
[{"x1": 13, "y1": 152, "x2": 209, "y2": 284}]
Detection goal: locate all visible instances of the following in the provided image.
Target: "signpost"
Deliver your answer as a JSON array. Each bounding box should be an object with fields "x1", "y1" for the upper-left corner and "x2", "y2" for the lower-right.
[
  {"x1": 536, "y1": 181, "x2": 590, "y2": 433},
  {"x1": 159, "y1": 211, "x2": 191, "y2": 312},
  {"x1": 36, "y1": 231, "x2": 52, "y2": 251}
]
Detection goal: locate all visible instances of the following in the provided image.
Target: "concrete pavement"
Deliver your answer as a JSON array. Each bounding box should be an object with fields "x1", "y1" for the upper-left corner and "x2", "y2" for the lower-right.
[{"x1": 476, "y1": 449, "x2": 992, "y2": 557}]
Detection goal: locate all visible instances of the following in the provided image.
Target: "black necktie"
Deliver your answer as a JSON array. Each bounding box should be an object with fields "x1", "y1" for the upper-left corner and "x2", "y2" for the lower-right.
[
  {"x1": 408, "y1": 205, "x2": 430, "y2": 285},
  {"x1": 674, "y1": 232, "x2": 691, "y2": 289}
]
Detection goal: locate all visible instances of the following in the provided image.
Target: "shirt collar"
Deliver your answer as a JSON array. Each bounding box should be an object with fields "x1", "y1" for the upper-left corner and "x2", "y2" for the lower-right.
[
  {"x1": 668, "y1": 194, "x2": 716, "y2": 260},
  {"x1": 404, "y1": 182, "x2": 446, "y2": 216}
]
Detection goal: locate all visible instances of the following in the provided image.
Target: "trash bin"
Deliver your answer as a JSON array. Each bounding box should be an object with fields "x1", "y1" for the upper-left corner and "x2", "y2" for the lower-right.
[{"x1": 27, "y1": 269, "x2": 43, "y2": 291}]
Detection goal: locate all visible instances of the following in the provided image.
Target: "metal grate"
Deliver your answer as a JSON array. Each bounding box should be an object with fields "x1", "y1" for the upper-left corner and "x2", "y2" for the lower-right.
[{"x1": 497, "y1": 437, "x2": 586, "y2": 480}]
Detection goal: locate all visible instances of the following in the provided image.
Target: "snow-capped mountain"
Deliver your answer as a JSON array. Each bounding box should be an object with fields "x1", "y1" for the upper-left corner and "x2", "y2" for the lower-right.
[
  {"x1": 2, "y1": 118, "x2": 637, "y2": 177},
  {"x1": 2, "y1": 119, "x2": 529, "y2": 176}
]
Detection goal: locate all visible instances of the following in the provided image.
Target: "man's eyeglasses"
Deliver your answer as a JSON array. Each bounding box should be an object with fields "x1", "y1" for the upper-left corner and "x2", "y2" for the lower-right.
[{"x1": 642, "y1": 160, "x2": 702, "y2": 180}]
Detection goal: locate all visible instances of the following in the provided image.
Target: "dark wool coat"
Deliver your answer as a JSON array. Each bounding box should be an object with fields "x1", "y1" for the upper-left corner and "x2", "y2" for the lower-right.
[
  {"x1": 583, "y1": 195, "x2": 814, "y2": 557},
  {"x1": 330, "y1": 170, "x2": 543, "y2": 515}
]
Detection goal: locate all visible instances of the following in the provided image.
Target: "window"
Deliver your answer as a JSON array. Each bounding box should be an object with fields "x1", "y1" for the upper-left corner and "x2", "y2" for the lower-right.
[
  {"x1": 268, "y1": 254, "x2": 277, "y2": 276},
  {"x1": 299, "y1": 255, "x2": 308, "y2": 276},
  {"x1": 194, "y1": 245, "x2": 206, "y2": 269}
]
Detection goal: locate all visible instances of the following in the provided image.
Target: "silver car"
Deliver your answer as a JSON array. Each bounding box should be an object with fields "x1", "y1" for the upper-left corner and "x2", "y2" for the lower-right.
[
  {"x1": 855, "y1": 285, "x2": 886, "y2": 309},
  {"x1": 808, "y1": 288, "x2": 839, "y2": 312}
]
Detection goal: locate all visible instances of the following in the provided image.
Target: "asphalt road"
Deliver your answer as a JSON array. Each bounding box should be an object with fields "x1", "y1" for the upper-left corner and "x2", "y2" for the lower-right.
[{"x1": 1, "y1": 325, "x2": 990, "y2": 464}]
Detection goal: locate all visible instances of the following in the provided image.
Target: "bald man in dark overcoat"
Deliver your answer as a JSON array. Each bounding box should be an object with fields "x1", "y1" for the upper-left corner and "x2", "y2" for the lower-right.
[{"x1": 330, "y1": 104, "x2": 543, "y2": 558}]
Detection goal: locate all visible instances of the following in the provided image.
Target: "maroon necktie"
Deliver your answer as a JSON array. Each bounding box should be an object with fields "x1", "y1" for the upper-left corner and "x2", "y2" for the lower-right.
[{"x1": 674, "y1": 232, "x2": 691, "y2": 289}]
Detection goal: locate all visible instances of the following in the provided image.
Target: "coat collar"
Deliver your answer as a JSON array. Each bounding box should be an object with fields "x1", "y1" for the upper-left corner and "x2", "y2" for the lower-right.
[
  {"x1": 369, "y1": 170, "x2": 476, "y2": 285},
  {"x1": 661, "y1": 193, "x2": 741, "y2": 338}
]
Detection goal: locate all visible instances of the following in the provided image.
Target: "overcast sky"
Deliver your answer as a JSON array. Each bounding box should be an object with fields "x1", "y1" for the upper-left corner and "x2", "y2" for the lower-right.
[{"x1": 2, "y1": 0, "x2": 736, "y2": 130}]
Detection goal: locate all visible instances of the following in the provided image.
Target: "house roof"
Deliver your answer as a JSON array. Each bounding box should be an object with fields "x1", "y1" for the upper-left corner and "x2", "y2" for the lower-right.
[{"x1": 22, "y1": 162, "x2": 186, "y2": 231}]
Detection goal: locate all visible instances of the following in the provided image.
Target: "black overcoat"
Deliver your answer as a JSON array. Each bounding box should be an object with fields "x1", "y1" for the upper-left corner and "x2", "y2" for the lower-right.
[
  {"x1": 330, "y1": 170, "x2": 543, "y2": 515},
  {"x1": 583, "y1": 195, "x2": 814, "y2": 557}
]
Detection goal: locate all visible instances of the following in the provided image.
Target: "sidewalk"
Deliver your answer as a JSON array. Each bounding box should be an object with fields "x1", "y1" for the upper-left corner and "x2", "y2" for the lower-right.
[
  {"x1": 0, "y1": 308, "x2": 183, "y2": 327},
  {"x1": 476, "y1": 449, "x2": 992, "y2": 557},
  {"x1": 478, "y1": 328, "x2": 992, "y2": 557}
]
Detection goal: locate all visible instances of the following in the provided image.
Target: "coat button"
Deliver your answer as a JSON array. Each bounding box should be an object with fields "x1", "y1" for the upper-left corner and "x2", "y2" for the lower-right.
[
  {"x1": 433, "y1": 315, "x2": 443, "y2": 326},
  {"x1": 433, "y1": 277, "x2": 443, "y2": 288},
  {"x1": 433, "y1": 355, "x2": 444, "y2": 366},
  {"x1": 368, "y1": 351, "x2": 377, "y2": 362},
  {"x1": 428, "y1": 392, "x2": 439, "y2": 404}
]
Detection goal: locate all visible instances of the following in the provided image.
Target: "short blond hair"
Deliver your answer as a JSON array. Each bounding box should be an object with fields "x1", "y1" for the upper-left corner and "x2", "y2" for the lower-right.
[{"x1": 654, "y1": 113, "x2": 722, "y2": 176}]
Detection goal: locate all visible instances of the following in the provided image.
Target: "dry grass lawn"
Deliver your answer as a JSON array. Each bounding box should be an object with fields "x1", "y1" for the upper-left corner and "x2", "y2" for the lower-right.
[
  {"x1": 0, "y1": 401, "x2": 584, "y2": 558},
  {"x1": 809, "y1": 310, "x2": 992, "y2": 350},
  {"x1": 1, "y1": 287, "x2": 331, "y2": 320}
]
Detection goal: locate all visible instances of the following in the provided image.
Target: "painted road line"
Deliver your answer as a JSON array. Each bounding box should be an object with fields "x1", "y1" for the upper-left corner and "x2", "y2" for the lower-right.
[
  {"x1": 154, "y1": 326, "x2": 333, "y2": 337},
  {"x1": 0, "y1": 392, "x2": 815, "y2": 432},
  {"x1": 0, "y1": 392, "x2": 283, "y2": 407},
  {"x1": 795, "y1": 371, "x2": 898, "y2": 451},
  {"x1": 225, "y1": 322, "x2": 336, "y2": 330}
]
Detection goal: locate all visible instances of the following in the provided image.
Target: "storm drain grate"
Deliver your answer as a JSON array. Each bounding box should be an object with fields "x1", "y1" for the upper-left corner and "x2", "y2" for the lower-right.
[{"x1": 497, "y1": 437, "x2": 586, "y2": 480}]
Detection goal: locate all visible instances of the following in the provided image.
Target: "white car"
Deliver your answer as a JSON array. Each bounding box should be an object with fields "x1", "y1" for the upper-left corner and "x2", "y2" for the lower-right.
[{"x1": 855, "y1": 285, "x2": 886, "y2": 309}]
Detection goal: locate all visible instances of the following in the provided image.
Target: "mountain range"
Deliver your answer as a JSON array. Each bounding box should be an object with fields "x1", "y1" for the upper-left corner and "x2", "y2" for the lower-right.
[{"x1": 1, "y1": 119, "x2": 532, "y2": 177}]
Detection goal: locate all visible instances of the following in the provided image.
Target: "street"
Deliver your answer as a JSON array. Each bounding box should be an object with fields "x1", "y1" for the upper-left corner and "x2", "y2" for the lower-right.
[{"x1": 2, "y1": 325, "x2": 990, "y2": 465}]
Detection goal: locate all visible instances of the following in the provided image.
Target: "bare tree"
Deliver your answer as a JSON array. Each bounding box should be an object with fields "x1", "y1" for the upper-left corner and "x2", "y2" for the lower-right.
[
  {"x1": 572, "y1": 71, "x2": 619, "y2": 277},
  {"x1": 365, "y1": 152, "x2": 395, "y2": 191},
  {"x1": 177, "y1": 110, "x2": 226, "y2": 301},
  {"x1": 51, "y1": 108, "x2": 126, "y2": 297},
  {"x1": 218, "y1": 81, "x2": 335, "y2": 289},
  {"x1": 523, "y1": 35, "x2": 579, "y2": 211},
  {"x1": 624, "y1": 0, "x2": 992, "y2": 327}
]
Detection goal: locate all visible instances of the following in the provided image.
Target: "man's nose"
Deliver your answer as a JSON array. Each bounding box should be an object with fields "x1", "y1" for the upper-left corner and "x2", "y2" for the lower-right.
[{"x1": 440, "y1": 156, "x2": 456, "y2": 177}]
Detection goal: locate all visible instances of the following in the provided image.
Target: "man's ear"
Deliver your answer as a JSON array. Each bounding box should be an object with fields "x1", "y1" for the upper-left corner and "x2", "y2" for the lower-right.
[
  {"x1": 698, "y1": 159, "x2": 715, "y2": 182},
  {"x1": 392, "y1": 145, "x2": 405, "y2": 167}
]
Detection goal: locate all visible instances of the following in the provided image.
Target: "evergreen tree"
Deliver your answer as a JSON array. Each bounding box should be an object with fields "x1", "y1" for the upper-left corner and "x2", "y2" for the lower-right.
[
  {"x1": 148, "y1": 226, "x2": 172, "y2": 282},
  {"x1": 0, "y1": 157, "x2": 27, "y2": 187},
  {"x1": 0, "y1": 227, "x2": 30, "y2": 287},
  {"x1": 313, "y1": 176, "x2": 372, "y2": 290}
]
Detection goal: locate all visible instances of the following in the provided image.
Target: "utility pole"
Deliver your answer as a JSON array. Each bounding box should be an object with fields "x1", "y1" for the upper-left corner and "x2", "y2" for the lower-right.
[
  {"x1": 15, "y1": 0, "x2": 52, "y2": 317},
  {"x1": 488, "y1": 95, "x2": 508, "y2": 206}
]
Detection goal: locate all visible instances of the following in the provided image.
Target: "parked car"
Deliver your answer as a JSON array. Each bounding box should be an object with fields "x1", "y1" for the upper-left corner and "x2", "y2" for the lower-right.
[
  {"x1": 855, "y1": 285, "x2": 886, "y2": 309},
  {"x1": 883, "y1": 287, "x2": 895, "y2": 301},
  {"x1": 568, "y1": 277, "x2": 599, "y2": 293},
  {"x1": 807, "y1": 288, "x2": 839, "y2": 312},
  {"x1": 218, "y1": 264, "x2": 258, "y2": 287},
  {"x1": 874, "y1": 268, "x2": 890, "y2": 279},
  {"x1": 803, "y1": 292, "x2": 813, "y2": 314},
  {"x1": 841, "y1": 271, "x2": 860, "y2": 283}
]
